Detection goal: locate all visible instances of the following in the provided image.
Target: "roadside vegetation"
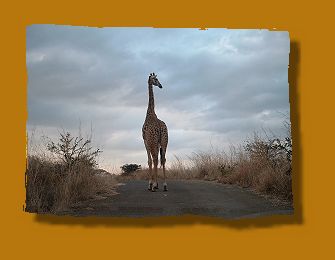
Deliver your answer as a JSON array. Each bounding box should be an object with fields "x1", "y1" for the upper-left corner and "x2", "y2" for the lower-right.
[
  {"x1": 126, "y1": 122, "x2": 293, "y2": 202},
  {"x1": 26, "y1": 121, "x2": 293, "y2": 213},
  {"x1": 120, "y1": 163, "x2": 142, "y2": 176},
  {"x1": 25, "y1": 131, "x2": 117, "y2": 214}
]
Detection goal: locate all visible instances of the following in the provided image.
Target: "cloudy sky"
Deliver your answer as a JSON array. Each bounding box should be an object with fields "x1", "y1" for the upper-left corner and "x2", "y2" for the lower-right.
[{"x1": 26, "y1": 25, "x2": 290, "y2": 172}]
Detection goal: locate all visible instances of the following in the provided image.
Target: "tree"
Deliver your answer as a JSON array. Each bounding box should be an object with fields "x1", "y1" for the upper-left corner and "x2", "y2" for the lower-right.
[
  {"x1": 46, "y1": 132, "x2": 102, "y2": 170},
  {"x1": 120, "y1": 164, "x2": 141, "y2": 175}
]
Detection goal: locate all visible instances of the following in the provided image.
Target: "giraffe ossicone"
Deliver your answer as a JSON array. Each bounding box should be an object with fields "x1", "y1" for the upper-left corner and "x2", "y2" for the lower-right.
[{"x1": 142, "y1": 72, "x2": 168, "y2": 192}]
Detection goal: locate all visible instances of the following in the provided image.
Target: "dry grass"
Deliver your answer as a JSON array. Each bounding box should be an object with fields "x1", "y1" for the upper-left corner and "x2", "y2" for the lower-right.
[
  {"x1": 119, "y1": 156, "x2": 195, "y2": 182},
  {"x1": 220, "y1": 155, "x2": 292, "y2": 200},
  {"x1": 25, "y1": 156, "x2": 117, "y2": 213},
  {"x1": 25, "y1": 131, "x2": 117, "y2": 214},
  {"x1": 126, "y1": 134, "x2": 292, "y2": 202},
  {"x1": 188, "y1": 135, "x2": 292, "y2": 201}
]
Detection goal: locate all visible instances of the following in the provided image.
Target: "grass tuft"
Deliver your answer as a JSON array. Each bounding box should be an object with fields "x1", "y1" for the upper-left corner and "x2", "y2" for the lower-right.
[{"x1": 25, "y1": 131, "x2": 117, "y2": 213}]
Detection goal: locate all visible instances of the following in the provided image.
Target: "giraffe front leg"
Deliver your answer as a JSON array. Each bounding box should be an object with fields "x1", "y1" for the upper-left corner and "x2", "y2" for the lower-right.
[
  {"x1": 160, "y1": 146, "x2": 168, "y2": 191},
  {"x1": 151, "y1": 153, "x2": 159, "y2": 192},
  {"x1": 163, "y1": 164, "x2": 168, "y2": 192},
  {"x1": 147, "y1": 153, "x2": 153, "y2": 191}
]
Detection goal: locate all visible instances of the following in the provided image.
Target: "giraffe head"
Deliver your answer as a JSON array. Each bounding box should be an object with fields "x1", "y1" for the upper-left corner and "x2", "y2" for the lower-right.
[{"x1": 148, "y1": 72, "x2": 162, "y2": 88}]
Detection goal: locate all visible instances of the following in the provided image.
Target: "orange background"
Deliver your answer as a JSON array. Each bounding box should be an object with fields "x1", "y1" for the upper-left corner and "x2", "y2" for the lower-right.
[{"x1": 1, "y1": 0, "x2": 334, "y2": 259}]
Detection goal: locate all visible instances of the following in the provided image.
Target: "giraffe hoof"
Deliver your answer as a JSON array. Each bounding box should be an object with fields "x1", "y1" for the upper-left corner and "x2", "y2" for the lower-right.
[{"x1": 148, "y1": 183, "x2": 153, "y2": 191}]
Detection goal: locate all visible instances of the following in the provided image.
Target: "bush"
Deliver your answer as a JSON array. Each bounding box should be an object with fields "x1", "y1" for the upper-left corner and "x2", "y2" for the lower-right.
[
  {"x1": 25, "y1": 132, "x2": 116, "y2": 213},
  {"x1": 244, "y1": 134, "x2": 292, "y2": 172},
  {"x1": 164, "y1": 132, "x2": 293, "y2": 202},
  {"x1": 120, "y1": 164, "x2": 141, "y2": 175},
  {"x1": 25, "y1": 156, "x2": 63, "y2": 212},
  {"x1": 46, "y1": 132, "x2": 101, "y2": 169},
  {"x1": 221, "y1": 134, "x2": 292, "y2": 201}
]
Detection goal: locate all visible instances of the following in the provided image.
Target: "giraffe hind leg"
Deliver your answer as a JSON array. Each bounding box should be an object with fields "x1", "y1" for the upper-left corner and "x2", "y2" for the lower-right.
[
  {"x1": 151, "y1": 148, "x2": 159, "y2": 192},
  {"x1": 147, "y1": 157, "x2": 153, "y2": 191},
  {"x1": 160, "y1": 147, "x2": 168, "y2": 191},
  {"x1": 145, "y1": 143, "x2": 153, "y2": 191}
]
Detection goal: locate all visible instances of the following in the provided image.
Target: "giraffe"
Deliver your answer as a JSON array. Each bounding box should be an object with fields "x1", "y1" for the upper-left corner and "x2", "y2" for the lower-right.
[{"x1": 142, "y1": 72, "x2": 168, "y2": 192}]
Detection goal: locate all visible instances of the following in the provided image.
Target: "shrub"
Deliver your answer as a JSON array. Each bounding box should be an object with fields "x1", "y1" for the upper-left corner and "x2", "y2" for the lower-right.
[
  {"x1": 120, "y1": 164, "x2": 141, "y2": 175},
  {"x1": 25, "y1": 131, "x2": 116, "y2": 213},
  {"x1": 46, "y1": 132, "x2": 101, "y2": 170},
  {"x1": 165, "y1": 132, "x2": 293, "y2": 202},
  {"x1": 222, "y1": 134, "x2": 292, "y2": 201}
]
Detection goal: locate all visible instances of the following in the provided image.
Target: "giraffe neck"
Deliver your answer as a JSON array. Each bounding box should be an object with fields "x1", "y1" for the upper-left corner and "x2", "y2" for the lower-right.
[{"x1": 146, "y1": 83, "x2": 157, "y2": 118}]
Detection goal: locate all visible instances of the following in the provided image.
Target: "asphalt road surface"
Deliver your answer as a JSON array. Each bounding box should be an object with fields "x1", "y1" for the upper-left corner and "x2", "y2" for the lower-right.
[{"x1": 67, "y1": 180, "x2": 293, "y2": 219}]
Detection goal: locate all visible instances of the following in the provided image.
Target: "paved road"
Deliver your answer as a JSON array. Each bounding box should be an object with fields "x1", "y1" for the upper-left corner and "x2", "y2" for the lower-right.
[{"x1": 68, "y1": 180, "x2": 293, "y2": 219}]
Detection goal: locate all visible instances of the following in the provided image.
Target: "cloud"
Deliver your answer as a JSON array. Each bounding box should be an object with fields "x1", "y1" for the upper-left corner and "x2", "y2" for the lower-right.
[{"x1": 26, "y1": 26, "x2": 290, "y2": 171}]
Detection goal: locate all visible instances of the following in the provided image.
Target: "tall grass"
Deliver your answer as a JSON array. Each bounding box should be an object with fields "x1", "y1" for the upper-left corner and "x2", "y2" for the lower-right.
[
  {"x1": 173, "y1": 133, "x2": 292, "y2": 201},
  {"x1": 25, "y1": 131, "x2": 117, "y2": 213},
  {"x1": 128, "y1": 132, "x2": 292, "y2": 202}
]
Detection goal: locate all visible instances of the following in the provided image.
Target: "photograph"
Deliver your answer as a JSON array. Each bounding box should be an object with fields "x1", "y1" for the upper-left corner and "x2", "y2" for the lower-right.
[{"x1": 25, "y1": 25, "x2": 293, "y2": 218}]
